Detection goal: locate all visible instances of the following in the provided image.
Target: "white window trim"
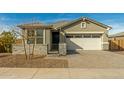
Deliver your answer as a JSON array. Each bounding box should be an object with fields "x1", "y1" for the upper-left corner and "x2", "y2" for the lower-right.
[{"x1": 81, "y1": 22, "x2": 86, "y2": 28}]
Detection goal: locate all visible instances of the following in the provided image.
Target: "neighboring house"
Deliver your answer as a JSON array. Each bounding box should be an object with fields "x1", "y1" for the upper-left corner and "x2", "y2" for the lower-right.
[
  {"x1": 109, "y1": 32, "x2": 124, "y2": 50},
  {"x1": 109, "y1": 32, "x2": 124, "y2": 40},
  {"x1": 15, "y1": 39, "x2": 23, "y2": 45},
  {"x1": 13, "y1": 17, "x2": 112, "y2": 55}
]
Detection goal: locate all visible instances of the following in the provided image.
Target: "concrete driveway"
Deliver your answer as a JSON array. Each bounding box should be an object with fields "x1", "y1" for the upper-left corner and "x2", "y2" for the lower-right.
[{"x1": 67, "y1": 50, "x2": 124, "y2": 68}]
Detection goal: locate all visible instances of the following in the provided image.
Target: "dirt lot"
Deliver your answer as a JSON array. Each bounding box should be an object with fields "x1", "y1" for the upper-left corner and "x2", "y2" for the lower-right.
[{"x1": 0, "y1": 54, "x2": 68, "y2": 68}]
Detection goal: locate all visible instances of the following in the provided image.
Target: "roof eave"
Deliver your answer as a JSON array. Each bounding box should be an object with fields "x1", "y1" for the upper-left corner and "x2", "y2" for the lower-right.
[
  {"x1": 85, "y1": 17, "x2": 112, "y2": 30},
  {"x1": 56, "y1": 17, "x2": 112, "y2": 30},
  {"x1": 17, "y1": 25, "x2": 53, "y2": 29}
]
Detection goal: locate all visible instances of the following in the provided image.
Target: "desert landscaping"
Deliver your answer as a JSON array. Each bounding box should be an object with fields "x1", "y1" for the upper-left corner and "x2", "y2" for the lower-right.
[{"x1": 0, "y1": 54, "x2": 68, "y2": 68}]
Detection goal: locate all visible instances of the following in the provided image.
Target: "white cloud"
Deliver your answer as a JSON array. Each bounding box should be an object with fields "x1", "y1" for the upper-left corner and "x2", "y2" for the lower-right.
[
  {"x1": 102, "y1": 19, "x2": 124, "y2": 35},
  {"x1": 0, "y1": 24, "x2": 10, "y2": 32},
  {"x1": 108, "y1": 23, "x2": 124, "y2": 35},
  {"x1": 0, "y1": 23, "x2": 18, "y2": 32}
]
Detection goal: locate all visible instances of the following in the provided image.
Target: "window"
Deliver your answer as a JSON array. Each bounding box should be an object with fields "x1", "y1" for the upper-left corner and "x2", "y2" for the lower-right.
[
  {"x1": 36, "y1": 29, "x2": 43, "y2": 36},
  {"x1": 83, "y1": 34, "x2": 91, "y2": 38},
  {"x1": 75, "y1": 35, "x2": 82, "y2": 38},
  {"x1": 27, "y1": 30, "x2": 35, "y2": 44},
  {"x1": 92, "y1": 34, "x2": 101, "y2": 38},
  {"x1": 81, "y1": 22, "x2": 86, "y2": 28},
  {"x1": 66, "y1": 35, "x2": 74, "y2": 38},
  {"x1": 27, "y1": 29, "x2": 44, "y2": 44},
  {"x1": 36, "y1": 38, "x2": 43, "y2": 44},
  {"x1": 66, "y1": 34, "x2": 83, "y2": 38},
  {"x1": 27, "y1": 30, "x2": 35, "y2": 37},
  {"x1": 36, "y1": 29, "x2": 44, "y2": 44},
  {"x1": 27, "y1": 38, "x2": 35, "y2": 44}
]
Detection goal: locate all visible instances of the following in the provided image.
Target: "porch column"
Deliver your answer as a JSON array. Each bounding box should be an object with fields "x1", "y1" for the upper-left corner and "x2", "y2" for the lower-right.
[
  {"x1": 23, "y1": 29, "x2": 28, "y2": 45},
  {"x1": 59, "y1": 28, "x2": 67, "y2": 55},
  {"x1": 43, "y1": 29, "x2": 46, "y2": 44},
  {"x1": 60, "y1": 30, "x2": 66, "y2": 43},
  {"x1": 34, "y1": 29, "x2": 36, "y2": 44},
  {"x1": 102, "y1": 30, "x2": 109, "y2": 50}
]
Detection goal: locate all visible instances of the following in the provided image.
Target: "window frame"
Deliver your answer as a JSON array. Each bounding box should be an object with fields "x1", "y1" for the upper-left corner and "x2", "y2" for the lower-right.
[
  {"x1": 74, "y1": 34, "x2": 83, "y2": 38},
  {"x1": 83, "y1": 34, "x2": 92, "y2": 38},
  {"x1": 66, "y1": 35, "x2": 74, "y2": 38},
  {"x1": 27, "y1": 38, "x2": 35, "y2": 44},
  {"x1": 27, "y1": 29, "x2": 44, "y2": 44},
  {"x1": 81, "y1": 22, "x2": 87, "y2": 28},
  {"x1": 36, "y1": 29, "x2": 43, "y2": 36},
  {"x1": 27, "y1": 30, "x2": 35, "y2": 37},
  {"x1": 36, "y1": 37, "x2": 43, "y2": 44},
  {"x1": 36, "y1": 29, "x2": 44, "y2": 44},
  {"x1": 92, "y1": 34, "x2": 101, "y2": 38}
]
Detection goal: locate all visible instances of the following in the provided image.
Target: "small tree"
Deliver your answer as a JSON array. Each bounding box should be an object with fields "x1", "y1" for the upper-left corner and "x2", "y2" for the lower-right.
[
  {"x1": 11, "y1": 18, "x2": 38, "y2": 60},
  {"x1": 12, "y1": 29, "x2": 28, "y2": 60},
  {"x1": 0, "y1": 31, "x2": 16, "y2": 53}
]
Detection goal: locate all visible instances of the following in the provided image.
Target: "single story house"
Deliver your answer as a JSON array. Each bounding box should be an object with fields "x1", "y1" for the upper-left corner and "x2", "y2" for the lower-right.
[{"x1": 13, "y1": 17, "x2": 112, "y2": 55}]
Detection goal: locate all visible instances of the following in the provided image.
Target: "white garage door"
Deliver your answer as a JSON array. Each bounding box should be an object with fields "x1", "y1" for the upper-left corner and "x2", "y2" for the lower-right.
[{"x1": 66, "y1": 34, "x2": 102, "y2": 50}]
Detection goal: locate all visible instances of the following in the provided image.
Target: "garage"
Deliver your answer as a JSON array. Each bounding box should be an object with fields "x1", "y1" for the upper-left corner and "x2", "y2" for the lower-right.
[{"x1": 66, "y1": 34, "x2": 102, "y2": 50}]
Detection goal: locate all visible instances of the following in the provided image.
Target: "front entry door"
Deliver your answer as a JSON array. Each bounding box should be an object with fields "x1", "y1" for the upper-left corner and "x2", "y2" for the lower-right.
[{"x1": 52, "y1": 32, "x2": 59, "y2": 50}]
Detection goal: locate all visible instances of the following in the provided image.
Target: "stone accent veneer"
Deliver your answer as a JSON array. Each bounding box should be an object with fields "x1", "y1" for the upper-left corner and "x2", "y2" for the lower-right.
[
  {"x1": 12, "y1": 45, "x2": 26, "y2": 54},
  {"x1": 35, "y1": 44, "x2": 48, "y2": 55},
  {"x1": 59, "y1": 43, "x2": 67, "y2": 55},
  {"x1": 102, "y1": 42, "x2": 109, "y2": 50},
  {"x1": 12, "y1": 44, "x2": 48, "y2": 55}
]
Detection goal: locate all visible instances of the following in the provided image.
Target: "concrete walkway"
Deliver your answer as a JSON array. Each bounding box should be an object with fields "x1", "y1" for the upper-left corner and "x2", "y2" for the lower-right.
[{"x1": 0, "y1": 68, "x2": 124, "y2": 79}]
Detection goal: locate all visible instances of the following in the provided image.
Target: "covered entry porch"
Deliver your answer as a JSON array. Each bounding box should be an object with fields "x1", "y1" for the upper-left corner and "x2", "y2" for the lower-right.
[{"x1": 47, "y1": 30, "x2": 66, "y2": 55}]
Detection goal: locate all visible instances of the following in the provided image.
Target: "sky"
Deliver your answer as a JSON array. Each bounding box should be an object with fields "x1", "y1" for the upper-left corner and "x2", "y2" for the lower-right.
[{"x1": 0, "y1": 13, "x2": 124, "y2": 35}]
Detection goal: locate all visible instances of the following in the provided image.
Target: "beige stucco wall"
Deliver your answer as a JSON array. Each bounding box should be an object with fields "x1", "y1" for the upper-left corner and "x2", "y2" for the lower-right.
[
  {"x1": 60, "y1": 31, "x2": 66, "y2": 43},
  {"x1": 63, "y1": 20, "x2": 107, "y2": 32},
  {"x1": 102, "y1": 31, "x2": 108, "y2": 42},
  {"x1": 45, "y1": 29, "x2": 51, "y2": 51}
]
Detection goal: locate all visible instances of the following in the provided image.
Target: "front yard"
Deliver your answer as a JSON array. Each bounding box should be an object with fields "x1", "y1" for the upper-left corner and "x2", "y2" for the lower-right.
[
  {"x1": 0, "y1": 50, "x2": 124, "y2": 68},
  {"x1": 0, "y1": 54, "x2": 68, "y2": 68}
]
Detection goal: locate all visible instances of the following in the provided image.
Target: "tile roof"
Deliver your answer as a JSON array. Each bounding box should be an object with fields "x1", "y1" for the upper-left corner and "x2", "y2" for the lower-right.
[
  {"x1": 17, "y1": 17, "x2": 112, "y2": 30},
  {"x1": 51, "y1": 21, "x2": 69, "y2": 28},
  {"x1": 17, "y1": 22, "x2": 53, "y2": 28}
]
